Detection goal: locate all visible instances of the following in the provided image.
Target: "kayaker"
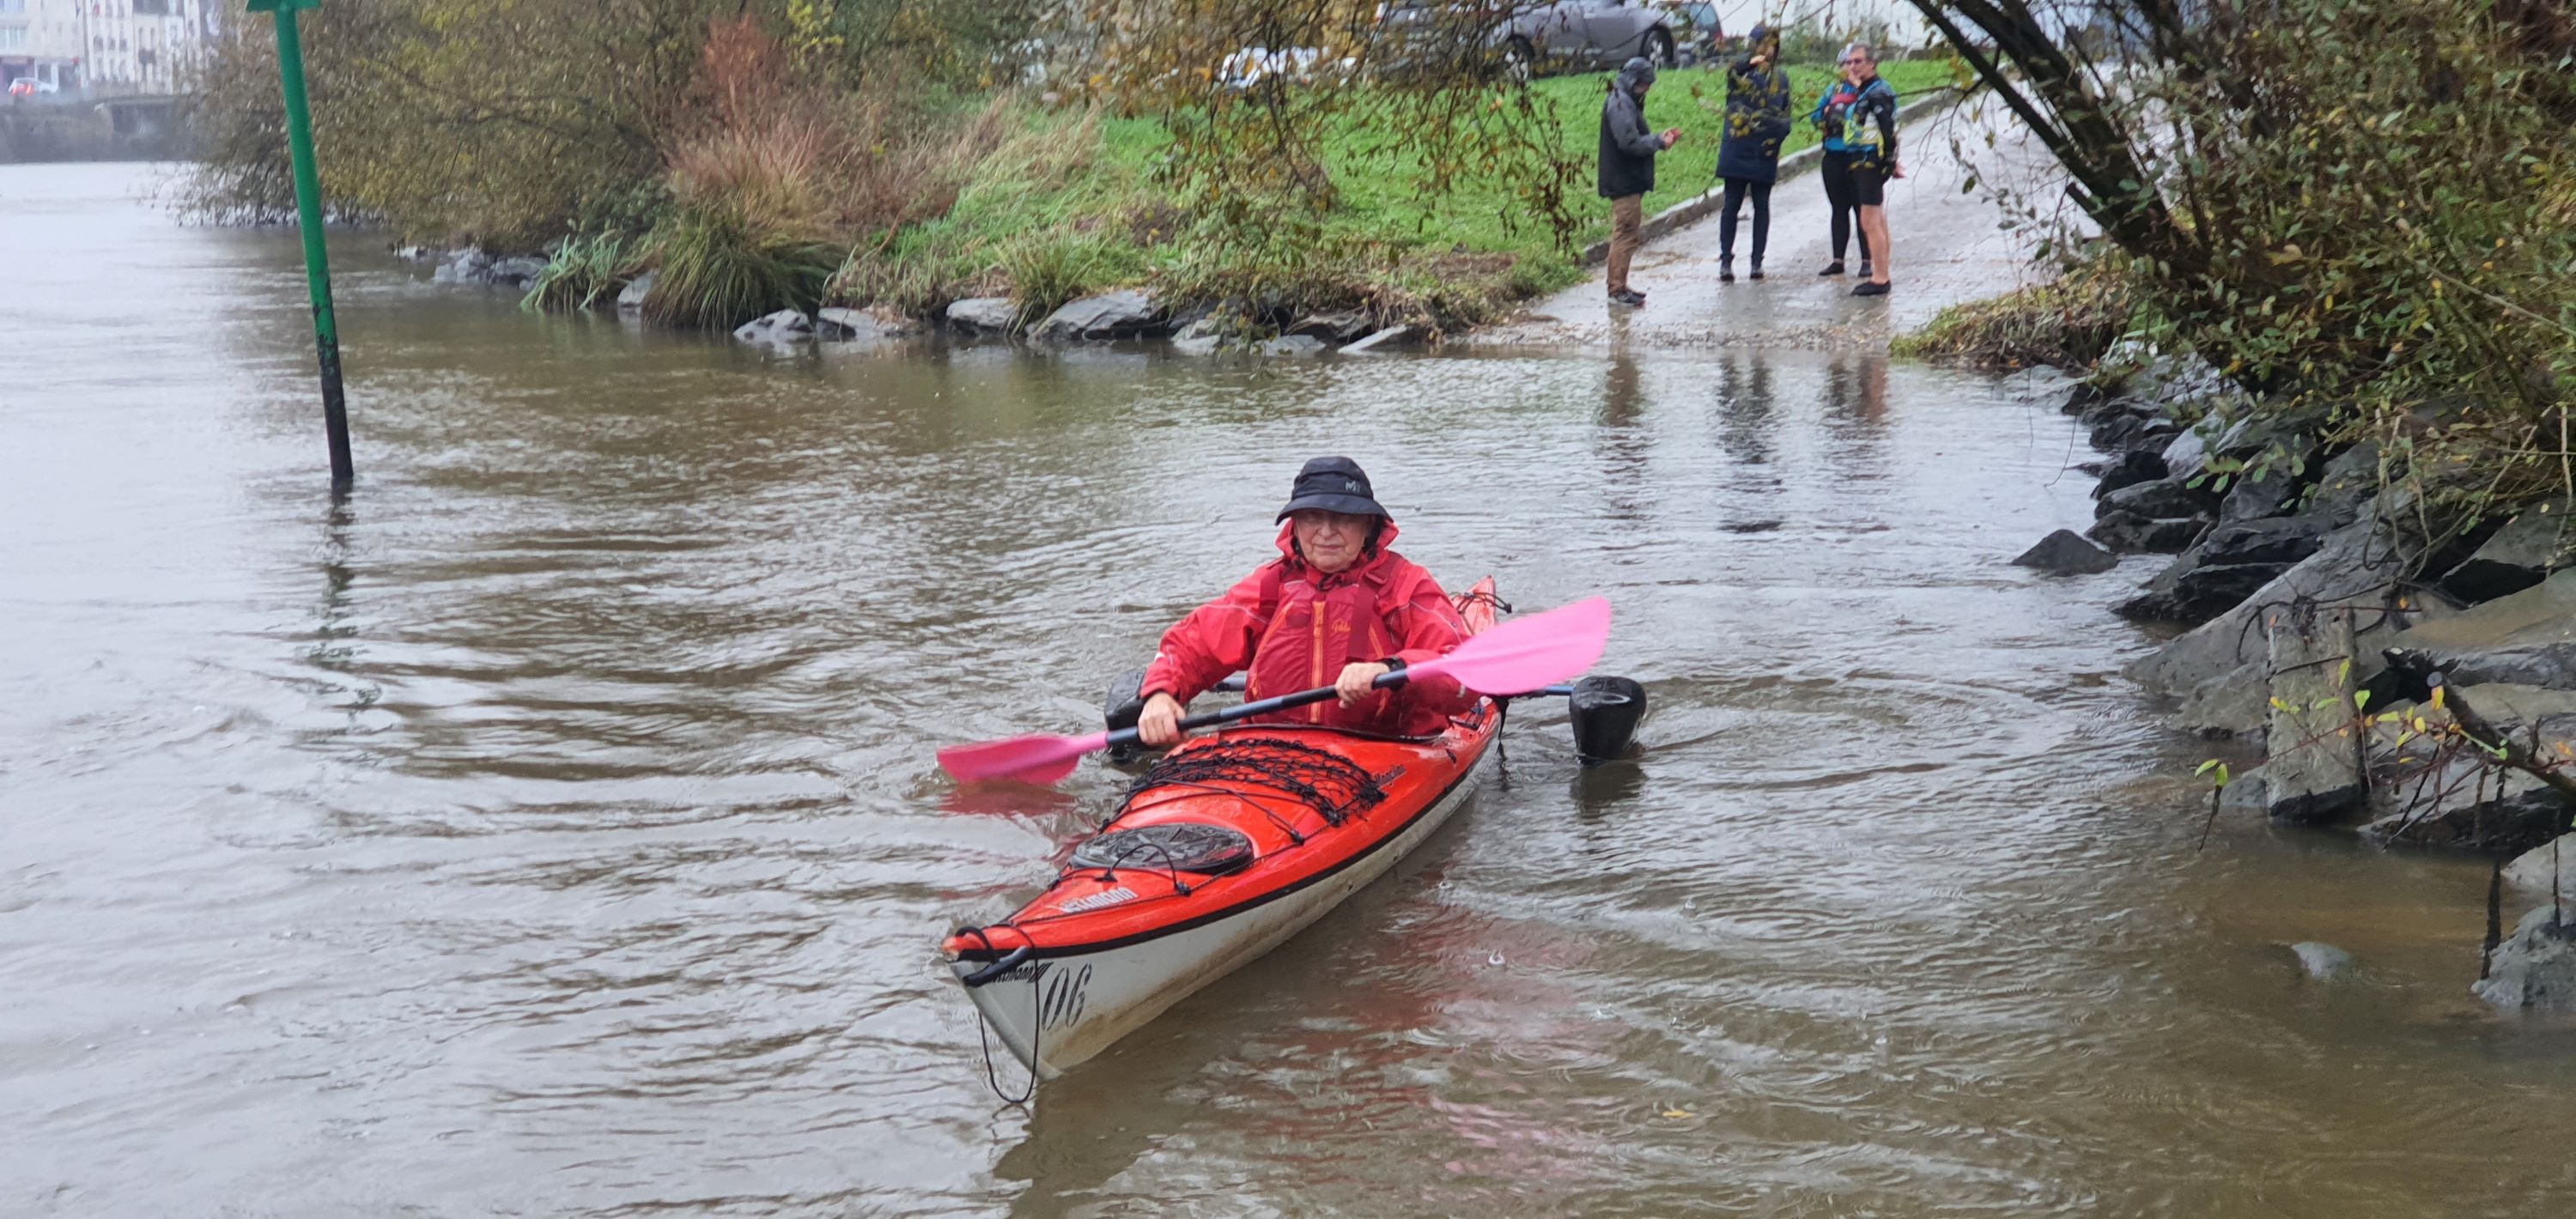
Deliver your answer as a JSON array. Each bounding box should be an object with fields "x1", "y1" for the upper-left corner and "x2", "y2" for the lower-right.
[{"x1": 1136, "y1": 458, "x2": 1474, "y2": 744}]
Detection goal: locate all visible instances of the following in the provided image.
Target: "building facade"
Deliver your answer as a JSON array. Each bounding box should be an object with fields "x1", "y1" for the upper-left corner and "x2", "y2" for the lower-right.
[
  {"x1": 3, "y1": 0, "x2": 81, "y2": 91},
  {"x1": 3, "y1": 0, "x2": 212, "y2": 94}
]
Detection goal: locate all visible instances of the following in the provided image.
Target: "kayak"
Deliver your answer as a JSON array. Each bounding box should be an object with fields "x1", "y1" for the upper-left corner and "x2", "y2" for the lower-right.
[{"x1": 943, "y1": 577, "x2": 1506, "y2": 1079}]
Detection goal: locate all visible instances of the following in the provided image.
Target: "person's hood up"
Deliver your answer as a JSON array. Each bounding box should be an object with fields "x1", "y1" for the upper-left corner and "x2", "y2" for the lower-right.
[
  {"x1": 1274, "y1": 517, "x2": 1401, "y2": 578},
  {"x1": 1615, "y1": 57, "x2": 1656, "y2": 95}
]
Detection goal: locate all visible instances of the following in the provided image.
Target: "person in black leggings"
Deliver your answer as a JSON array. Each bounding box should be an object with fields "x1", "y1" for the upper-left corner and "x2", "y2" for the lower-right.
[
  {"x1": 1713, "y1": 24, "x2": 1791, "y2": 282},
  {"x1": 1810, "y1": 54, "x2": 1888, "y2": 276},
  {"x1": 1819, "y1": 149, "x2": 1871, "y2": 275}
]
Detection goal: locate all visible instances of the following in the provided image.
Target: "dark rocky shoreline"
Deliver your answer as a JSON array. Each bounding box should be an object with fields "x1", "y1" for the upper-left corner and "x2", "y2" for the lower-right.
[
  {"x1": 414, "y1": 244, "x2": 1425, "y2": 356},
  {"x1": 2011, "y1": 349, "x2": 2576, "y2": 1010}
]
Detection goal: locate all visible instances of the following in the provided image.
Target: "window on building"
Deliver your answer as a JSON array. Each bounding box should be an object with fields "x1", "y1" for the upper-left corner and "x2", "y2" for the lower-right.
[
  {"x1": 135, "y1": 0, "x2": 170, "y2": 14},
  {"x1": 0, "y1": 27, "x2": 24, "y2": 50},
  {"x1": 0, "y1": 0, "x2": 28, "y2": 16}
]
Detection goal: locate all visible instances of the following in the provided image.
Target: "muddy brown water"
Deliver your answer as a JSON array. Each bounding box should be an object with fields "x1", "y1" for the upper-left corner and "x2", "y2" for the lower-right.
[{"x1": 5, "y1": 163, "x2": 2573, "y2": 1216}]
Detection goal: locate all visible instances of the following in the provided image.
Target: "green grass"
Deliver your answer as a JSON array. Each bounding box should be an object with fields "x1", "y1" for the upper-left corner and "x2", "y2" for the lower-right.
[{"x1": 834, "y1": 58, "x2": 1959, "y2": 320}]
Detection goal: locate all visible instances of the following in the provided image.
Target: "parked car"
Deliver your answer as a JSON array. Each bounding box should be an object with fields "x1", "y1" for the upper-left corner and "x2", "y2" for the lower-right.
[
  {"x1": 9, "y1": 78, "x2": 62, "y2": 97},
  {"x1": 1656, "y1": 1, "x2": 1726, "y2": 66},
  {"x1": 1379, "y1": 1, "x2": 1681, "y2": 82},
  {"x1": 1218, "y1": 45, "x2": 1360, "y2": 89}
]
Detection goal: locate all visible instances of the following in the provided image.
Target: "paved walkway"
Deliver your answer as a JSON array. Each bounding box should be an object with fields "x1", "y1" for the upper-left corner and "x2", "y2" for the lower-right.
[{"x1": 1470, "y1": 103, "x2": 2062, "y2": 351}]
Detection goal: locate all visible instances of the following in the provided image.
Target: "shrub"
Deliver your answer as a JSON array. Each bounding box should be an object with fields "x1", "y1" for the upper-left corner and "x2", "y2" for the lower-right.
[
  {"x1": 827, "y1": 106, "x2": 1120, "y2": 315},
  {"x1": 642, "y1": 202, "x2": 841, "y2": 330},
  {"x1": 639, "y1": 16, "x2": 852, "y2": 329},
  {"x1": 1002, "y1": 232, "x2": 1138, "y2": 325},
  {"x1": 1894, "y1": 258, "x2": 2134, "y2": 370},
  {"x1": 1157, "y1": 221, "x2": 1379, "y2": 324},
  {"x1": 522, "y1": 233, "x2": 635, "y2": 313},
  {"x1": 1929, "y1": 0, "x2": 2576, "y2": 518},
  {"x1": 182, "y1": 0, "x2": 714, "y2": 246}
]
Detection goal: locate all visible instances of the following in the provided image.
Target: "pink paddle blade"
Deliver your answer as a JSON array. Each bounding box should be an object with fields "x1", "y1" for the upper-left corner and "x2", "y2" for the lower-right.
[
  {"x1": 1413, "y1": 595, "x2": 1610, "y2": 696},
  {"x1": 939, "y1": 731, "x2": 1110, "y2": 785}
]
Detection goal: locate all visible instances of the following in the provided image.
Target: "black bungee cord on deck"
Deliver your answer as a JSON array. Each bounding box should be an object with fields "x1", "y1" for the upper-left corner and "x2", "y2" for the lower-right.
[{"x1": 1115, "y1": 737, "x2": 1389, "y2": 831}]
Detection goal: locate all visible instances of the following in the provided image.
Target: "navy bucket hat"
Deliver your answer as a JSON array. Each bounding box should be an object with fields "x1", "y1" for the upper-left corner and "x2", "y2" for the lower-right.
[{"x1": 1275, "y1": 456, "x2": 1390, "y2": 523}]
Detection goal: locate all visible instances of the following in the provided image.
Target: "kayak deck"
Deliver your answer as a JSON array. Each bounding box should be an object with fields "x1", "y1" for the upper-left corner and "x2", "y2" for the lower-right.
[{"x1": 950, "y1": 715, "x2": 1497, "y2": 961}]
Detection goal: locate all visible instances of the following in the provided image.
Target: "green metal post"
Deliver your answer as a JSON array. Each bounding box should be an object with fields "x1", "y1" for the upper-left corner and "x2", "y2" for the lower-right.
[{"x1": 253, "y1": 0, "x2": 352, "y2": 485}]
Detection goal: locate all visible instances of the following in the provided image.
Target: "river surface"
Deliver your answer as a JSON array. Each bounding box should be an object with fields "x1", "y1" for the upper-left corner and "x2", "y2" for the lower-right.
[{"x1": 5, "y1": 162, "x2": 2573, "y2": 1216}]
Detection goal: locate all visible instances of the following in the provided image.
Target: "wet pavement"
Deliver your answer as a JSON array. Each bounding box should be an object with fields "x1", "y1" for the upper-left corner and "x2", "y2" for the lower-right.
[{"x1": 1475, "y1": 101, "x2": 2061, "y2": 350}]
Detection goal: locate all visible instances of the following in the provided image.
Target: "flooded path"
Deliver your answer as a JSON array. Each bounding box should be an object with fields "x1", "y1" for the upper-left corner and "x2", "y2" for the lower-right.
[
  {"x1": 5, "y1": 163, "x2": 2573, "y2": 1216},
  {"x1": 1477, "y1": 101, "x2": 2059, "y2": 351}
]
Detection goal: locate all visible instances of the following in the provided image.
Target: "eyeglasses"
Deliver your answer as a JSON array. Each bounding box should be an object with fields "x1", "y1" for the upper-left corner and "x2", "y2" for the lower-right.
[{"x1": 1838, "y1": 57, "x2": 1867, "y2": 64}]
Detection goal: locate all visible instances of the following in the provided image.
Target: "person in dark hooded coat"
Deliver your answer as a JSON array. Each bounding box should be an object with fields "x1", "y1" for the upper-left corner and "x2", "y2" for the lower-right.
[
  {"x1": 1597, "y1": 56, "x2": 1680, "y2": 307},
  {"x1": 1713, "y1": 24, "x2": 1792, "y2": 282}
]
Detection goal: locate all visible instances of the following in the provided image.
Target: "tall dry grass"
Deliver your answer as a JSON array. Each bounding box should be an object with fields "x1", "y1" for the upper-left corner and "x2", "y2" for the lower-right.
[{"x1": 636, "y1": 15, "x2": 1014, "y2": 327}]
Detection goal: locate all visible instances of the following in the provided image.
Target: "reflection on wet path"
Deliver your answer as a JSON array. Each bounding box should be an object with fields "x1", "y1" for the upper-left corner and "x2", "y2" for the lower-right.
[{"x1": 5, "y1": 164, "x2": 2574, "y2": 1217}]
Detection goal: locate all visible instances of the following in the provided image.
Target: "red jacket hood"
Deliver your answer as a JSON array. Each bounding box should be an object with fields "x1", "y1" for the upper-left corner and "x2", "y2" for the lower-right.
[{"x1": 1273, "y1": 519, "x2": 1402, "y2": 581}]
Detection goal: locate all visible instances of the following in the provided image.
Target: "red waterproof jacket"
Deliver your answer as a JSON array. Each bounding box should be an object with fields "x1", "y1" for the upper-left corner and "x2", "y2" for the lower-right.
[{"x1": 1140, "y1": 520, "x2": 1474, "y2": 737}]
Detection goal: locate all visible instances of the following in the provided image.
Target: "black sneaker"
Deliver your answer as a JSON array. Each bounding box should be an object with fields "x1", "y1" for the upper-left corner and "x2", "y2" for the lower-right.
[
  {"x1": 1717, "y1": 257, "x2": 1735, "y2": 283},
  {"x1": 1852, "y1": 281, "x2": 1890, "y2": 297},
  {"x1": 1748, "y1": 262, "x2": 1765, "y2": 281},
  {"x1": 1610, "y1": 288, "x2": 1647, "y2": 306},
  {"x1": 1819, "y1": 261, "x2": 1845, "y2": 276}
]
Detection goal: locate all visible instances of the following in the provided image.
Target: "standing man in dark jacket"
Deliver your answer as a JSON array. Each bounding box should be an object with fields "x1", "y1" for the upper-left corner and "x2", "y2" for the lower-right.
[
  {"x1": 1714, "y1": 24, "x2": 1791, "y2": 282},
  {"x1": 1598, "y1": 57, "x2": 1680, "y2": 307}
]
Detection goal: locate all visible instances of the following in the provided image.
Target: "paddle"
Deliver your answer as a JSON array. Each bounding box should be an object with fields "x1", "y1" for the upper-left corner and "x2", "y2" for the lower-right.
[{"x1": 939, "y1": 596, "x2": 1612, "y2": 785}]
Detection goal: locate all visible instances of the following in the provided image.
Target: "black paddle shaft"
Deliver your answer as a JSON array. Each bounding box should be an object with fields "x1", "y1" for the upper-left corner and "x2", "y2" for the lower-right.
[
  {"x1": 1110, "y1": 676, "x2": 1581, "y2": 749},
  {"x1": 1105, "y1": 670, "x2": 1417, "y2": 749}
]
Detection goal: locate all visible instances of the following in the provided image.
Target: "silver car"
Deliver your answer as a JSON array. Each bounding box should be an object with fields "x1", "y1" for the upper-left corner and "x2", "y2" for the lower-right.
[{"x1": 1380, "y1": 1, "x2": 1682, "y2": 80}]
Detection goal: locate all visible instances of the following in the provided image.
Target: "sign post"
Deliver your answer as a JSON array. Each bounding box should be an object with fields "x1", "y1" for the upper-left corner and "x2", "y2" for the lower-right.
[{"x1": 250, "y1": 0, "x2": 352, "y2": 485}]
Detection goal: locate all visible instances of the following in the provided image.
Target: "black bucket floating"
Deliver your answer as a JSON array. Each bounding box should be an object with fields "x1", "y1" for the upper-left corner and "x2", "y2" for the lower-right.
[
  {"x1": 1568, "y1": 675, "x2": 1646, "y2": 766},
  {"x1": 1071, "y1": 822, "x2": 1257, "y2": 876}
]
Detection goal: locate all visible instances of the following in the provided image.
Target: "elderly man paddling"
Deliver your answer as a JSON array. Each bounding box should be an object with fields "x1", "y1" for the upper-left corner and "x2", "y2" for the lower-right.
[
  {"x1": 1137, "y1": 458, "x2": 1474, "y2": 746},
  {"x1": 1599, "y1": 56, "x2": 1681, "y2": 308}
]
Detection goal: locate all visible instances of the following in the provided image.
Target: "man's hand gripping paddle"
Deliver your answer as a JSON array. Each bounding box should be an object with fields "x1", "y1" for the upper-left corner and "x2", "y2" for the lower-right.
[{"x1": 938, "y1": 597, "x2": 1612, "y2": 785}]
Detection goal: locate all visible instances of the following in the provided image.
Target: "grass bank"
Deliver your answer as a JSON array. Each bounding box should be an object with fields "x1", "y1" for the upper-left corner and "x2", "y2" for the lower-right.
[{"x1": 833, "y1": 59, "x2": 1959, "y2": 331}]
